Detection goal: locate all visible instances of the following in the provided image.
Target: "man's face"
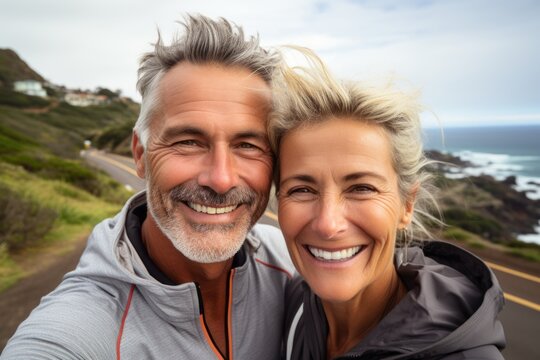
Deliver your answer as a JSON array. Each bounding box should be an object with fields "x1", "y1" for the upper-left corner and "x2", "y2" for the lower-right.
[{"x1": 134, "y1": 63, "x2": 273, "y2": 263}]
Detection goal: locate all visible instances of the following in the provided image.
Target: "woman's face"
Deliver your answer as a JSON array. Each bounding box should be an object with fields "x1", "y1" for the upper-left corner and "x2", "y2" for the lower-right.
[{"x1": 278, "y1": 117, "x2": 414, "y2": 303}]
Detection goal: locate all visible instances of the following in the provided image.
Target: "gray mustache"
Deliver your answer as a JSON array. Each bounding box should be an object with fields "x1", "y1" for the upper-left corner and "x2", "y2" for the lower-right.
[{"x1": 169, "y1": 183, "x2": 256, "y2": 206}]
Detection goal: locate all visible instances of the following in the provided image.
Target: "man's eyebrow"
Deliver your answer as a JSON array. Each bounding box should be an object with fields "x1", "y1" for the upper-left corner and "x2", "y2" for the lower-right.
[
  {"x1": 162, "y1": 126, "x2": 205, "y2": 140},
  {"x1": 235, "y1": 131, "x2": 268, "y2": 142}
]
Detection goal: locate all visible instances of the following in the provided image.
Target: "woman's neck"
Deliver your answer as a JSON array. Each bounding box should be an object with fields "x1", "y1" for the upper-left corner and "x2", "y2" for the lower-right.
[{"x1": 322, "y1": 267, "x2": 406, "y2": 359}]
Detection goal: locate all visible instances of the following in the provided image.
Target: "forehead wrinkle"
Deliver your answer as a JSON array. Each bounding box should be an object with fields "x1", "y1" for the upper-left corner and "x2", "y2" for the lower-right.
[{"x1": 161, "y1": 80, "x2": 270, "y2": 111}]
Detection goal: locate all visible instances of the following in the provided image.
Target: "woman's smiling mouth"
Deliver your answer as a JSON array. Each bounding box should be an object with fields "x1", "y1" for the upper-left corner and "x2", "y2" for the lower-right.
[{"x1": 306, "y1": 245, "x2": 366, "y2": 262}]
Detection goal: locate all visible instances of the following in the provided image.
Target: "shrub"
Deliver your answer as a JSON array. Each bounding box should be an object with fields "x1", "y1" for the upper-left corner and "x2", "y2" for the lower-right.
[
  {"x1": 93, "y1": 120, "x2": 134, "y2": 150},
  {"x1": 442, "y1": 208, "x2": 507, "y2": 243},
  {"x1": 0, "y1": 184, "x2": 57, "y2": 251},
  {"x1": 1, "y1": 154, "x2": 103, "y2": 196},
  {"x1": 0, "y1": 88, "x2": 50, "y2": 108}
]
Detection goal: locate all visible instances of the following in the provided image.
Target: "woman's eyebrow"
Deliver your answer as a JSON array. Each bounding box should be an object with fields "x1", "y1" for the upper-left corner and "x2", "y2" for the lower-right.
[
  {"x1": 280, "y1": 174, "x2": 316, "y2": 187},
  {"x1": 343, "y1": 171, "x2": 387, "y2": 183}
]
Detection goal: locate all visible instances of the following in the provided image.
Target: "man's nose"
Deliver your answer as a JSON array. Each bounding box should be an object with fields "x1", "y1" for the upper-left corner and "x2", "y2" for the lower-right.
[
  {"x1": 311, "y1": 196, "x2": 348, "y2": 240},
  {"x1": 197, "y1": 146, "x2": 239, "y2": 194}
]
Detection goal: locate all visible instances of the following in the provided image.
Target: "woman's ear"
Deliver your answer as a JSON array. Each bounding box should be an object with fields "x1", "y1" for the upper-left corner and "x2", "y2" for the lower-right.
[
  {"x1": 131, "y1": 131, "x2": 146, "y2": 179},
  {"x1": 399, "y1": 184, "x2": 418, "y2": 229}
]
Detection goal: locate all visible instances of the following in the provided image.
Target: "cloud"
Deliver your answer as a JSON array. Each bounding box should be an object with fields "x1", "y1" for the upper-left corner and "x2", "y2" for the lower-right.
[{"x1": 1, "y1": 0, "x2": 539, "y2": 125}]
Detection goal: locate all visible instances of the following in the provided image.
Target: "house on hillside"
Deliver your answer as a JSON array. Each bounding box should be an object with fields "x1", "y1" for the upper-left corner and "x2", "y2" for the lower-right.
[
  {"x1": 64, "y1": 92, "x2": 108, "y2": 107},
  {"x1": 13, "y1": 80, "x2": 47, "y2": 98}
]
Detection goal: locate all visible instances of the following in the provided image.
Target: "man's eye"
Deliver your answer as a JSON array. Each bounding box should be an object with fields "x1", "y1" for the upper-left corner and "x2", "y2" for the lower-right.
[
  {"x1": 176, "y1": 140, "x2": 198, "y2": 146},
  {"x1": 238, "y1": 142, "x2": 259, "y2": 150}
]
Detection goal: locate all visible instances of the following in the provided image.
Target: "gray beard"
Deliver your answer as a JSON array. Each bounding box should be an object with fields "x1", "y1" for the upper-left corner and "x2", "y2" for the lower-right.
[{"x1": 146, "y1": 180, "x2": 259, "y2": 263}]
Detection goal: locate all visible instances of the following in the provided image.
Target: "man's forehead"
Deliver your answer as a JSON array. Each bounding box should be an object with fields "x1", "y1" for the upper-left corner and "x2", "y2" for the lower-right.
[{"x1": 160, "y1": 62, "x2": 271, "y2": 97}]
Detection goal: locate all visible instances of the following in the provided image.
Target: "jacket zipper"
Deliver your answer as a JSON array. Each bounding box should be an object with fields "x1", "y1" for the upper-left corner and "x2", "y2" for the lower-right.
[{"x1": 196, "y1": 268, "x2": 235, "y2": 360}]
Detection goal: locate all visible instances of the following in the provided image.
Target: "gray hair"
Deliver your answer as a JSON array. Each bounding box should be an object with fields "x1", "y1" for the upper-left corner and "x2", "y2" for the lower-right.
[
  {"x1": 134, "y1": 14, "x2": 280, "y2": 147},
  {"x1": 269, "y1": 47, "x2": 441, "y2": 246}
]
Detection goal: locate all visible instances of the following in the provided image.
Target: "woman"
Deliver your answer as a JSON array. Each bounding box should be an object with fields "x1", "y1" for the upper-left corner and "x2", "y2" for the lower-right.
[{"x1": 269, "y1": 49, "x2": 506, "y2": 359}]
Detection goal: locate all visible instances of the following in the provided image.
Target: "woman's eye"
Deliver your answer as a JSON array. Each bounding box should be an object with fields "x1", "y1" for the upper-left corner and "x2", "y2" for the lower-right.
[
  {"x1": 289, "y1": 187, "x2": 311, "y2": 194},
  {"x1": 350, "y1": 184, "x2": 376, "y2": 193},
  {"x1": 284, "y1": 187, "x2": 317, "y2": 200}
]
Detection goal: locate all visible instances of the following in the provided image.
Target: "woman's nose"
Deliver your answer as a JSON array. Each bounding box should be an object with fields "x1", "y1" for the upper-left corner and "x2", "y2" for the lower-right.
[{"x1": 311, "y1": 196, "x2": 348, "y2": 240}]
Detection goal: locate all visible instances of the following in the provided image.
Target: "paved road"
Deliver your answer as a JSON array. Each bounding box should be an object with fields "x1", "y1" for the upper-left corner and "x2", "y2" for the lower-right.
[{"x1": 1, "y1": 149, "x2": 538, "y2": 358}]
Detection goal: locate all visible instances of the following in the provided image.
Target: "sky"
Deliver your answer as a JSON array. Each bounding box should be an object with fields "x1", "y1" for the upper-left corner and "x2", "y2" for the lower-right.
[{"x1": 1, "y1": 0, "x2": 540, "y2": 128}]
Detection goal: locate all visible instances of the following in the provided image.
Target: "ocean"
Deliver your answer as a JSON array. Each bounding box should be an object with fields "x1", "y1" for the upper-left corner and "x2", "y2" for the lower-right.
[{"x1": 422, "y1": 124, "x2": 540, "y2": 244}]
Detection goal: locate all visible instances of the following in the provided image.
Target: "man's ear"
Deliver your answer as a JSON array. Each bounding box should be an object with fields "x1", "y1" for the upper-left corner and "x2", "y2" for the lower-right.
[
  {"x1": 399, "y1": 184, "x2": 418, "y2": 229},
  {"x1": 131, "y1": 131, "x2": 146, "y2": 179}
]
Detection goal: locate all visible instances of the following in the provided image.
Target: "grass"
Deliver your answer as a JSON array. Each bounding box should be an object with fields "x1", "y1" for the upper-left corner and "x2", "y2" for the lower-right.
[
  {"x1": 442, "y1": 227, "x2": 472, "y2": 242},
  {"x1": 0, "y1": 244, "x2": 22, "y2": 293},
  {"x1": 506, "y1": 248, "x2": 540, "y2": 263},
  {"x1": 0, "y1": 162, "x2": 130, "y2": 292}
]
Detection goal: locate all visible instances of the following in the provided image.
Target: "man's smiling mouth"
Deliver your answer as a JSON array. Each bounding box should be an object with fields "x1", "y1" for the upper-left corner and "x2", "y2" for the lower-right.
[{"x1": 188, "y1": 202, "x2": 239, "y2": 215}]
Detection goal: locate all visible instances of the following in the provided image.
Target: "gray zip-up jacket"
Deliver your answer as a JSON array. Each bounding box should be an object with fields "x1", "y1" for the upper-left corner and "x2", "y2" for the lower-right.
[
  {"x1": 2, "y1": 192, "x2": 294, "y2": 359},
  {"x1": 284, "y1": 241, "x2": 506, "y2": 359}
]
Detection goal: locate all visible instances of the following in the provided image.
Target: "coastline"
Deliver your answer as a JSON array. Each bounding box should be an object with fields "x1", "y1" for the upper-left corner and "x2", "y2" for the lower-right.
[
  {"x1": 423, "y1": 125, "x2": 540, "y2": 244},
  {"x1": 426, "y1": 150, "x2": 540, "y2": 245}
]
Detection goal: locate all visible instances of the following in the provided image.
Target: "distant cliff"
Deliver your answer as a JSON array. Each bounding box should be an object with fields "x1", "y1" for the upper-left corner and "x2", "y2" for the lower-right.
[{"x1": 0, "y1": 48, "x2": 45, "y2": 88}]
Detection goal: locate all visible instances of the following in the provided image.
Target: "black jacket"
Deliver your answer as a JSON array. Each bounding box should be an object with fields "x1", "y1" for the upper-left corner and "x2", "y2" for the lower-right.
[{"x1": 284, "y1": 241, "x2": 506, "y2": 359}]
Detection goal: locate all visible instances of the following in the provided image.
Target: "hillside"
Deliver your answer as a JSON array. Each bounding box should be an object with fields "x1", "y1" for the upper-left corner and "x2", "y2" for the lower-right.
[
  {"x1": 0, "y1": 49, "x2": 138, "y2": 291},
  {"x1": 0, "y1": 49, "x2": 45, "y2": 88}
]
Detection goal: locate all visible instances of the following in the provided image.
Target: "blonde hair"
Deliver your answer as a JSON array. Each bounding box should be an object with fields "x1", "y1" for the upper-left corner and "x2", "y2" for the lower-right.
[{"x1": 269, "y1": 47, "x2": 441, "y2": 246}]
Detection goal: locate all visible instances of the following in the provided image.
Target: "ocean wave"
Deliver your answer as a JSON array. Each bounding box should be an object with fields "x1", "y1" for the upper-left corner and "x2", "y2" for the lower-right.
[
  {"x1": 517, "y1": 223, "x2": 540, "y2": 245},
  {"x1": 448, "y1": 150, "x2": 540, "y2": 199}
]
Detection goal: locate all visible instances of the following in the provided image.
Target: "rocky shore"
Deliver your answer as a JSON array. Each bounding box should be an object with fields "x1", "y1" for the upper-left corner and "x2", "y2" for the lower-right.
[{"x1": 426, "y1": 150, "x2": 540, "y2": 245}]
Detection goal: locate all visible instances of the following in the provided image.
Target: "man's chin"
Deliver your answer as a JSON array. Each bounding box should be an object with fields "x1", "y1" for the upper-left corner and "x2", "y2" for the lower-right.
[{"x1": 171, "y1": 237, "x2": 245, "y2": 264}]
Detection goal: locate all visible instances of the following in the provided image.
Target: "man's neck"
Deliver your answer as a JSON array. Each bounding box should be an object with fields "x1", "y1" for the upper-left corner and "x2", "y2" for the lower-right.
[{"x1": 140, "y1": 213, "x2": 234, "y2": 356}]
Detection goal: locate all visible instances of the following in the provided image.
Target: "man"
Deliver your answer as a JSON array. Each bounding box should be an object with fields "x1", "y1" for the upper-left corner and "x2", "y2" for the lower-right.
[{"x1": 2, "y1": 15, "x2": 293, "y2": 359}]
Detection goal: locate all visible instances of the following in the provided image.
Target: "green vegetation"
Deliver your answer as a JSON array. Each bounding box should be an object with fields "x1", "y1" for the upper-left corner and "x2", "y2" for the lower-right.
[
  {"x1": 442, "y1": 208, "x2": 507, "y2": 243},
  {"x1": 93, "y1": 119, "x2": 136, "y2": 155},
  {"x1": 504, "y1": 239, "x2": 540, "y2": 263},
  {"x1": 0, "y1": 48, "x2": 139, "y2": 292},
  {"x1": 442, "y1": 227, "x2": 473, "y2": 242},
  {"x1": 0, "y1": 88, "x2": 50, "y2": 108},
  {"x1": 0, "y1": 163, "x2": 129, "y2": 292}
]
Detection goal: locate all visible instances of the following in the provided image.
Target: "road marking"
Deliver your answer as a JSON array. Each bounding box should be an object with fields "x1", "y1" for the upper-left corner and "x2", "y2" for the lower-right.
[
  {"x1": 485, "y1": 261, "x2": 540, "y2": 284},
  {"x1": 92, "y1": 152, "x2": 540, "y2": 312},
  {"x1": 264, "y1": 210, "x2": 278, "y2": 221},
  {"x1": 89, "y1": 151, "x2": 139, "y2": 177},
  {"x1": 504, "y1": 293, "x2": 540, "y2": 312}
]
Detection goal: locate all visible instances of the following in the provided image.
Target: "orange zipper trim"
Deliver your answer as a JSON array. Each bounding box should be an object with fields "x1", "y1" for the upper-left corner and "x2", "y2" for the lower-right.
[
  {"x1": 227, "y1": 269, "x2": 236, "y2": 359},
  {"x1": 199, "y1": 314, "x2": 225, "y2": 360},
  {"x1": 197, "y1": 268, "x2": 236, "y2": 360}
]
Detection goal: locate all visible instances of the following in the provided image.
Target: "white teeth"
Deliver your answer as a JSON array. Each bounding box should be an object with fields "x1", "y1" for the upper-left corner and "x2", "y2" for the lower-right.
[
  {"x1": 308, "y1": 246, "x2": 362, "y2": 261},
  {"x1": 189, "y1": 203, "x2": 237, "y2": 215}
]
